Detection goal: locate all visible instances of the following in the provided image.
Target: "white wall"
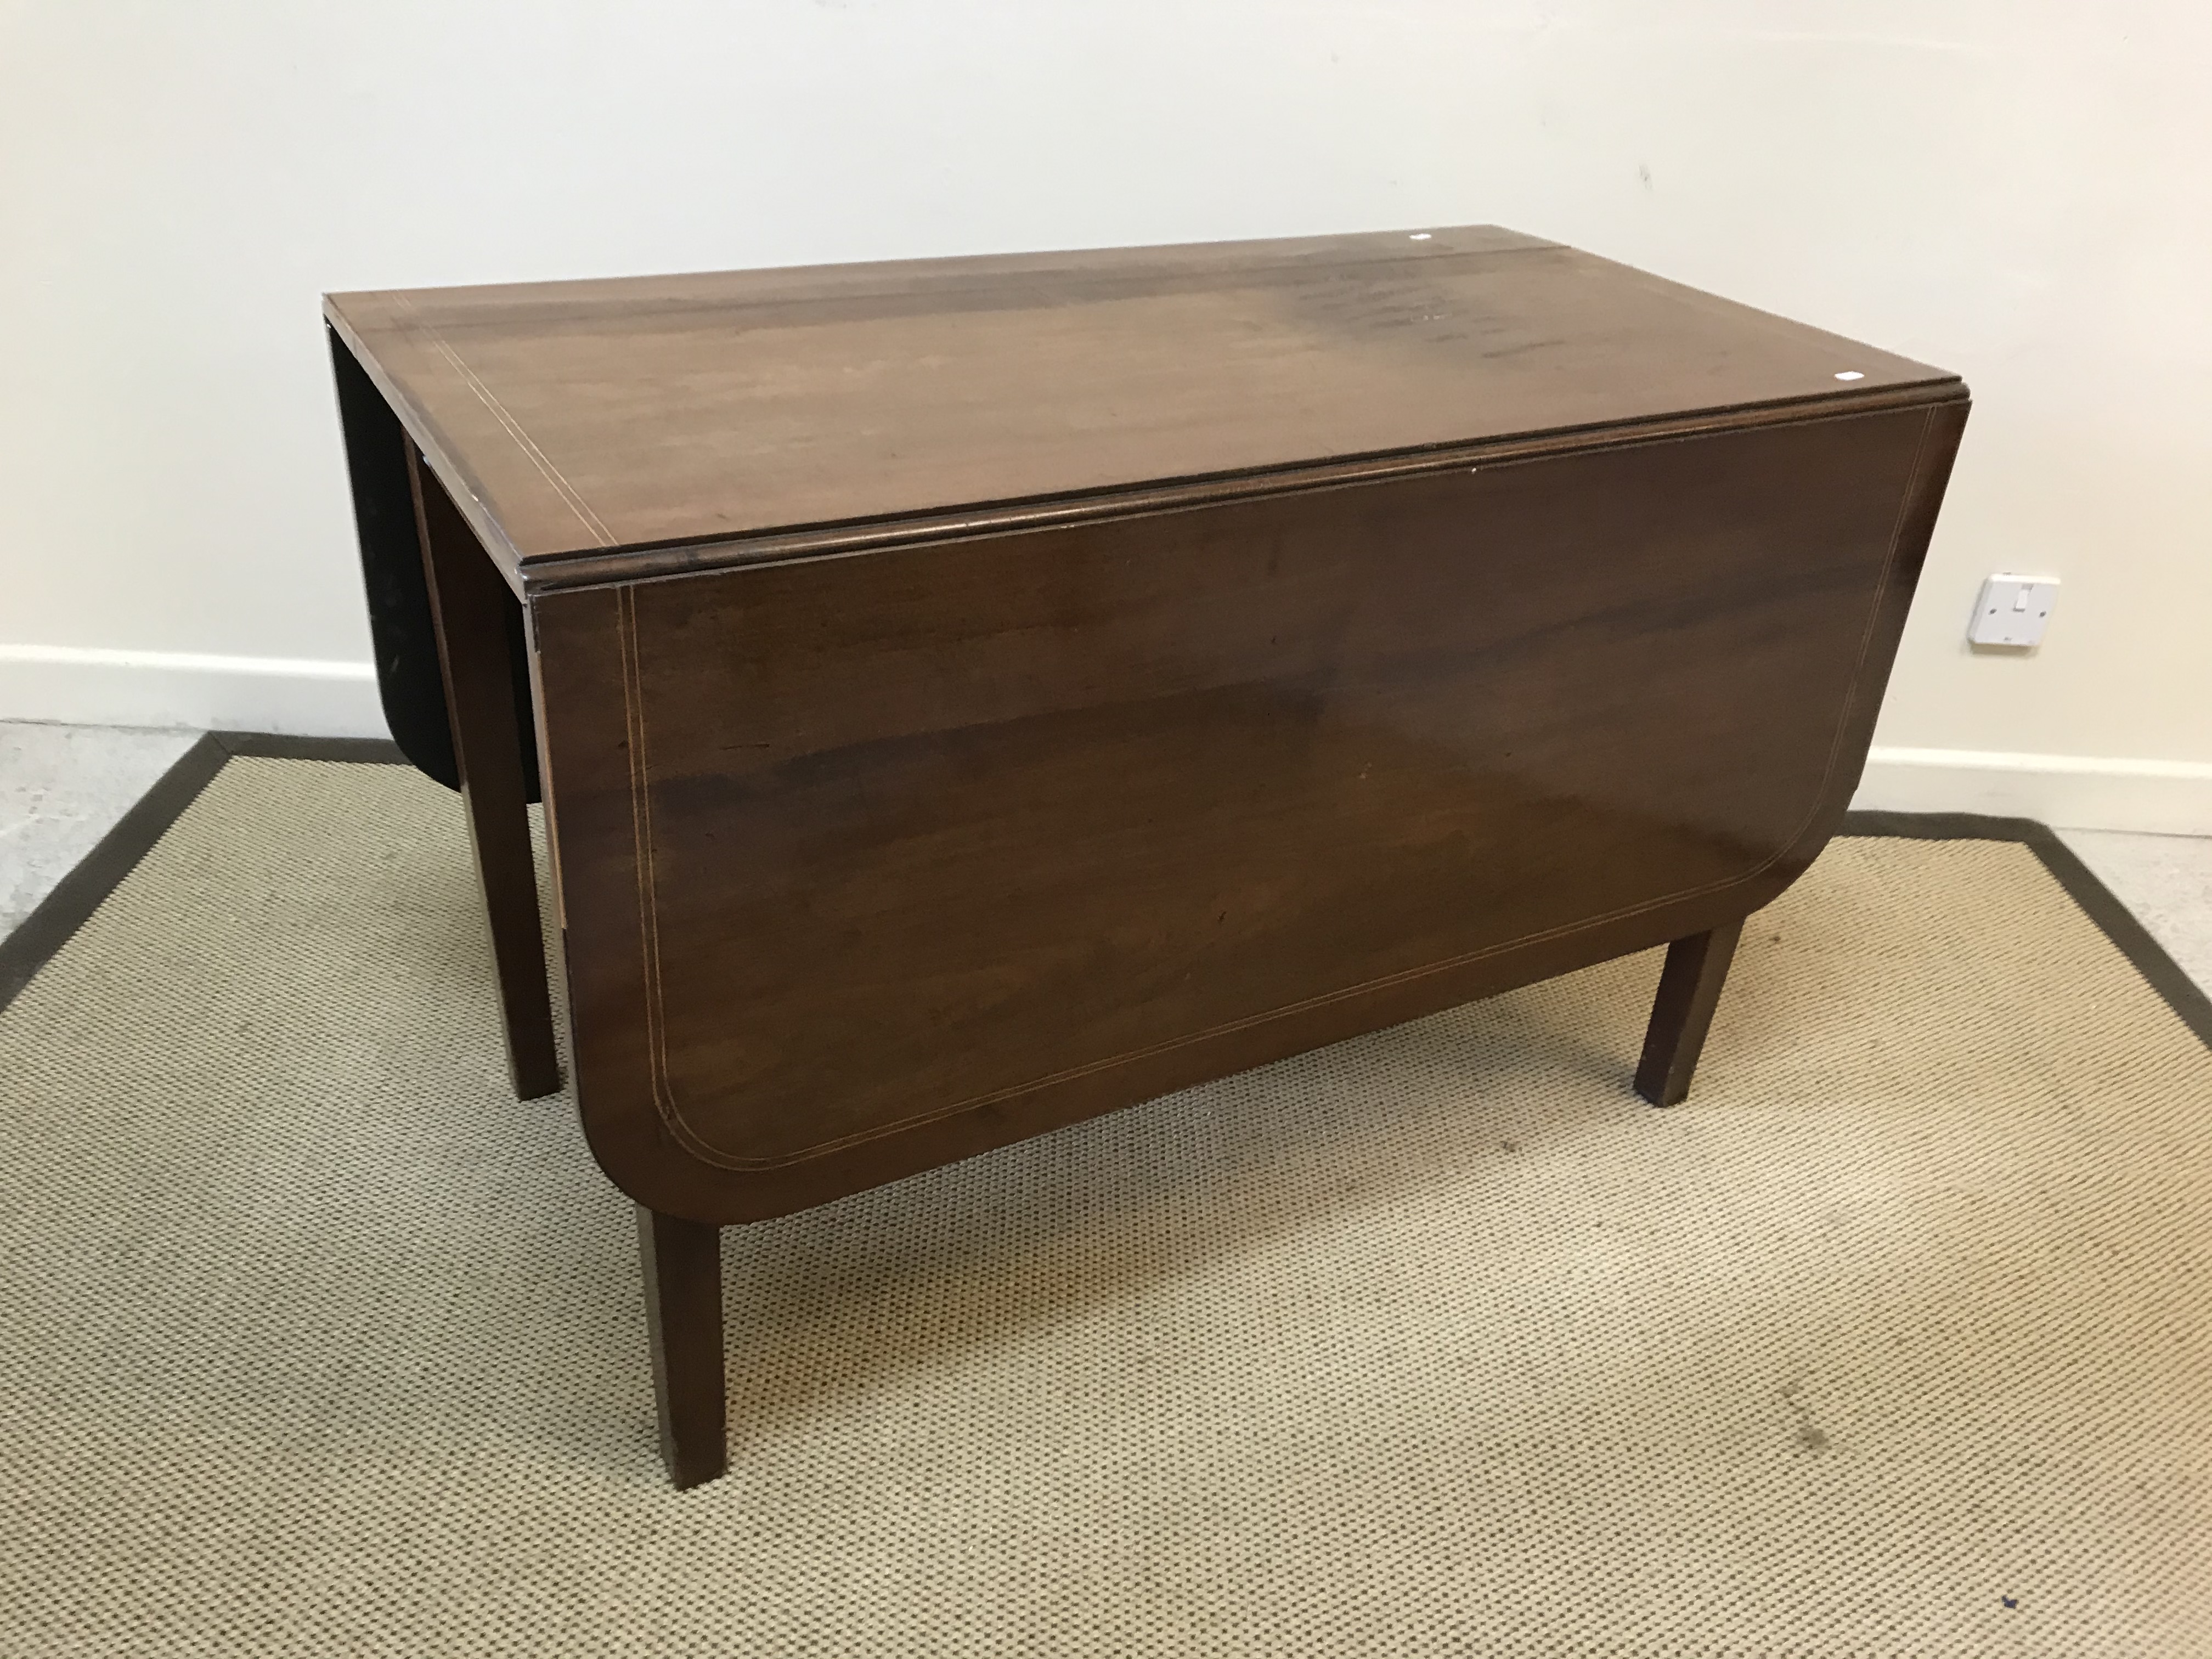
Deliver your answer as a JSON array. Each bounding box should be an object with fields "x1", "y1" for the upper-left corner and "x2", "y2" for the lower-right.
[{"x1": 3, "y1": 2, "x2": 2207, "y2": 821}]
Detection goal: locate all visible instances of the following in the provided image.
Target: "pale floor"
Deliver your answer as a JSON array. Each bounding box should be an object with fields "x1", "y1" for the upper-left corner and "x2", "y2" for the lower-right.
[
  {"x1": 1, "y1": 720, "x2": 201, "y2": 938},
  {"x1": 3, "y1": 718, "x2": 2211, "y2": 1001}
]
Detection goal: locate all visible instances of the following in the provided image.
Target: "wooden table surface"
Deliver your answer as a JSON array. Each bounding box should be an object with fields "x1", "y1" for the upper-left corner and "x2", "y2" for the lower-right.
[
  {"x1": 326, "y1": 226, "x2": 1967, "y2": 1487},
  {"x1": 326, "y1": 225, "x2": 1953, "y2": 586}
]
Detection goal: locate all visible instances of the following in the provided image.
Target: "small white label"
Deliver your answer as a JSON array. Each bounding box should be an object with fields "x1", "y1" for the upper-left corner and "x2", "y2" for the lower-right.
[
  {"x1": 1408, "y1": 233, "x2": 1432, "y2": 241},
  {"x1": 1834, "y1": 370, "x2": 1865, "y2": 381}
]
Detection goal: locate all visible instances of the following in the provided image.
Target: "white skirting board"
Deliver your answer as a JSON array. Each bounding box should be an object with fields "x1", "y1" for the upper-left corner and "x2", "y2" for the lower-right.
[
  {"x1": 1854, "y1": 747, "x2": 2212, "y2": 837},
  {"x1": 4, "y1": 645, "x2": 2209, "y2": 836},
  {"x1": 0, "y1": 645, "x2": 386, "y2": 740}
]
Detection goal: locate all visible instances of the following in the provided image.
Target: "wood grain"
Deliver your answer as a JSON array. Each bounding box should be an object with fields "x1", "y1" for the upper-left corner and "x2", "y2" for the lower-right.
[
  {"x1": 532, "y1": 398, "x2": 1967, "y2": 1223},
  {"x1": 325, "y1": 227, "x2": 1956, "y2": 576}
]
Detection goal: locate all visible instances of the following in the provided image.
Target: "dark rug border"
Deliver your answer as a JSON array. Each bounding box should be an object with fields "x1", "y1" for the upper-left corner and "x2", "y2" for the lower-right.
[
  {"x1": 215, "y1": 730, "x2": 408, "y2": 765},
  {"x1": 1, "y1": 762, "x2": 2205, "y2": 1053},
  {"x1": 1, "y1": 733, "x2": 230, "y2": 1013},
  {"x1": 1839, "y1": 809, "x2": 2212, "y2": 1051},
  {"x1": 0, "y1": 731, "x2": 407, "y2": 1015}
]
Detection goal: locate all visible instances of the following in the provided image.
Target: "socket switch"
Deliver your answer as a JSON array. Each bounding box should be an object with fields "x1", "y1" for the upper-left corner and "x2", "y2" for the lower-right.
[{"x1": 1967, "y1": 574, "x2": 2058, "y2": 648}]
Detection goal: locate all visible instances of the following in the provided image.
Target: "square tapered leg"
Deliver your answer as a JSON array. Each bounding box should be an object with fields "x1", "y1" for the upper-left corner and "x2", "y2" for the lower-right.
[
  {"x1": 637, "y1": 1206, "x2": 727, "y2": 1489},
  {"x1": 1634, "y1": 919, "x2": 1744, "y2": 1107},
  {"x1": 411, "y1": 448, "x2": 561, "y2": 1101}
]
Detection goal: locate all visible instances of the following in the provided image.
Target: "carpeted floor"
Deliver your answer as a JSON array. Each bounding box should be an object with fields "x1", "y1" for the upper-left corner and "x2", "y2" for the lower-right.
[{"x1": 2, "y1": 756, "x2": 2209, "y2": 1657}]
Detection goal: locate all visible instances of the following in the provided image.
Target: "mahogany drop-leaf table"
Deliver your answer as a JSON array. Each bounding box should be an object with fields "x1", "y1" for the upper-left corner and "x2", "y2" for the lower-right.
[{"x1": 324, "y1": 227, "x2": 1967, "y2": 1487}]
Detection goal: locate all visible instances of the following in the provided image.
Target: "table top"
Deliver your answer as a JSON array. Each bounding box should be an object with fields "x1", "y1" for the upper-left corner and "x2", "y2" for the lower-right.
[{"x1": 326, "y1": 225, "x2": 1960, "y2": 577}]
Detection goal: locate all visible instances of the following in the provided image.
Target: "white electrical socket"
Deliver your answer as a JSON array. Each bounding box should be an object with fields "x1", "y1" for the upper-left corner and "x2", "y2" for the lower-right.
[{"x1": 1967, "y1": 574, "x2": 2058, "y2": 648}]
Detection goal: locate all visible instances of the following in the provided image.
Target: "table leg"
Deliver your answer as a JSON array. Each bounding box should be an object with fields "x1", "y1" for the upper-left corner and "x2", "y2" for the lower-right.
[
  {"x1": 638, "y1": 1206, "x2": 728, "y2": 1489},
  {"x1": 410, "y1": 448, "x2": 562, "y2": 1101},
  {"x1": 1634, "y1": 918, "x2": 1744, "y2": 1107}
]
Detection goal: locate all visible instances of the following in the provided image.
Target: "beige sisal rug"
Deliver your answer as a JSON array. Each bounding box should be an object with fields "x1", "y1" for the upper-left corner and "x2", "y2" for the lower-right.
[{"x1": 2, "y1": 755, "x2": 2208, "y2": 1656}]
